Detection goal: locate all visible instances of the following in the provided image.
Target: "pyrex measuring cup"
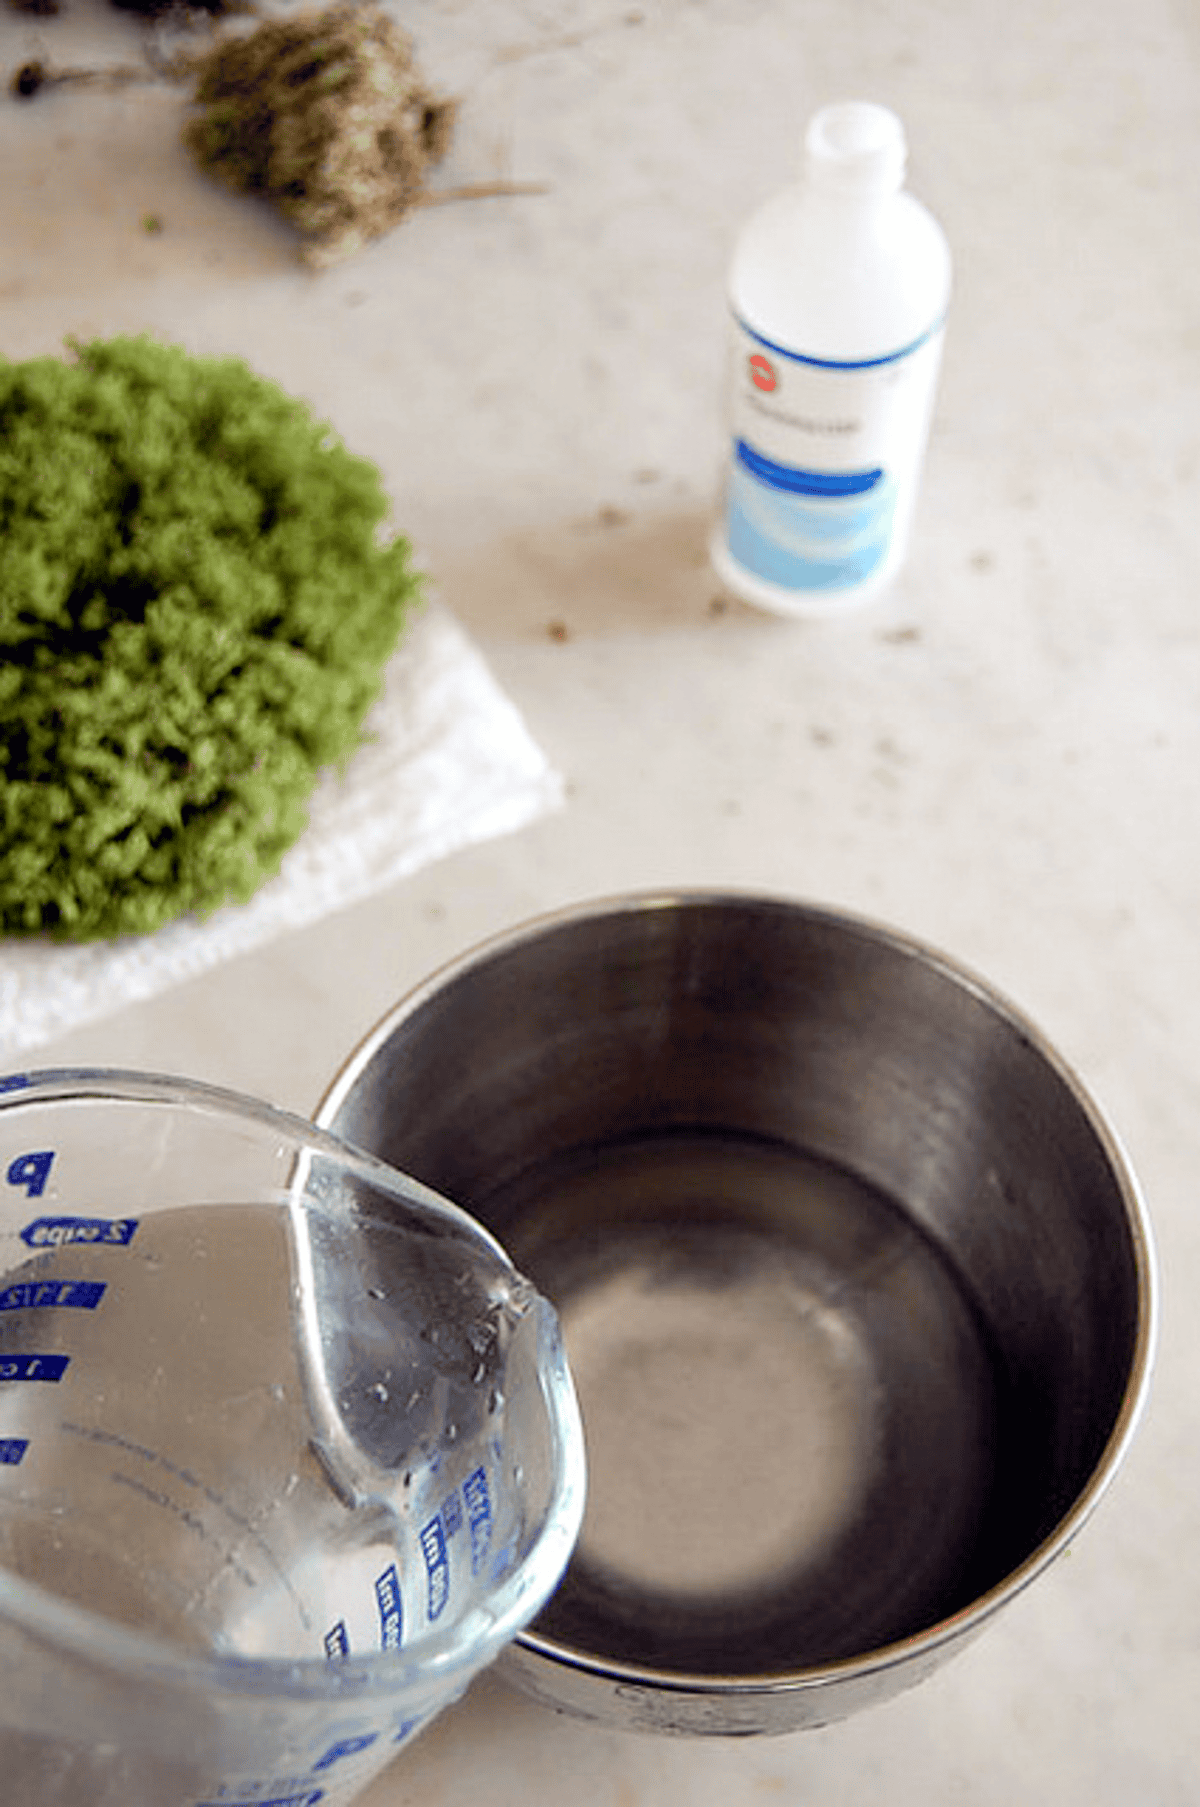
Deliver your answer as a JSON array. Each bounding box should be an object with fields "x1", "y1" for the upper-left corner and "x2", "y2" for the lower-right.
[{"x1": 0, "y1": 1068, "x2": 585, "y2": 1807}]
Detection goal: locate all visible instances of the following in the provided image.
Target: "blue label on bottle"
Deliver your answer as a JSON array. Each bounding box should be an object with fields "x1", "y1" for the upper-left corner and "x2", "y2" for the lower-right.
[
  {"x1": 726, "y1": 451, "x2": 897, "y2": 591},
  {"x1": 736, "y1": 440, "x2": 885, "y2": 498},
  {"x1": 723, "y1": 311, "x2": 943, "y2": 595}
]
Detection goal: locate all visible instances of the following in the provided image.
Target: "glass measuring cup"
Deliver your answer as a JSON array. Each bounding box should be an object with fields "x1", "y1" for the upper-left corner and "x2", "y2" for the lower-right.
[{"x1": 0, "y1": 1068, "x2": 585, "y2": 1807}]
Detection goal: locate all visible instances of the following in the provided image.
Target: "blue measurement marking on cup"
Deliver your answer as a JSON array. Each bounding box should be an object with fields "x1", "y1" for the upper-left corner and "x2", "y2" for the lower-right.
[
  {"x1": 195, "y1": 1730, "x2": 382, "y2": 1807},
  {"x1": 312, "y1": 1733, "x2": 379, "y2": 1773},
  {"x1": 0, "y1": 1279, "x2": 106, "y2": 1312},
  {"x1": 420, "y1": 1512, "x2": 450, "y2": 1621},
  {"x1": 194, "y1": 1793, "x2": 325, "y2": 1807},
  {"x1": 0, "y1": 1354, "x2": 70, "y2": 1382},
  {"x1": 488, "y1": 1538, "x2": 517, "y2": 1585},
  {"x1": 6, "y1": 1150, "x2": 54, "y2": 1196},
  {"x1": 0, "y1": 1439, "x2": 29, "y2": 1466},
  {"x1": 463, "y1": 1466, "x2": 493, "y2": 1576},
  {"x1": 20, "y1": 1216, "x2": 138, "y2": 1250},
  {"x1": 374, "y1": 1563, "x2": 403, "y2": 1649}
]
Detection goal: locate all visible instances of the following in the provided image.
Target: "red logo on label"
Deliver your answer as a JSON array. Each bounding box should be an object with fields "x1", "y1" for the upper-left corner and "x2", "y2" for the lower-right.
[{"x1": 748, "y1": 353, "x2": 777, "y2": 393}]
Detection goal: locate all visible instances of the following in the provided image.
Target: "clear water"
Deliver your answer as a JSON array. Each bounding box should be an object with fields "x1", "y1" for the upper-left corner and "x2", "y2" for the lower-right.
[{"x1": 0, "y1": 1202, "x2": 510, "y2": 1661}]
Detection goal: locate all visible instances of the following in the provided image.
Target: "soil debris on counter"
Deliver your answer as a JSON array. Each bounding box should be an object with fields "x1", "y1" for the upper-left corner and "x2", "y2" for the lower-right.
[
  {"x1": 11, "y1": 60, "x2": 47, "y2": 95},
  {"x1": 110, "y1": 0, "x2": 245, "y2": 14},
  {"x1": 5, "y1": 0, "x2": 244, "y2": 10},
  {"x1": 6, "y1": 0, "x2": 244, "y2": 13},
  {"x1": 7, "y1": 3, "x2": 227, "y2": 100},
  {"x1": 9, "y1": 54, "x2": 165, "y2": 97}
]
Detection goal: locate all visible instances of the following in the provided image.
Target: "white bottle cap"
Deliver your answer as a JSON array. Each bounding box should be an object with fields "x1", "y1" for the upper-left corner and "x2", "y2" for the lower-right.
[{"x1": 803, "y1": 101, "x2": 907, "y2": 195}]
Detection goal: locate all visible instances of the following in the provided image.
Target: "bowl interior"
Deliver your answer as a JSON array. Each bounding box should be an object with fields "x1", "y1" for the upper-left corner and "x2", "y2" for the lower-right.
[{"x1": 320, "y1": 898, "x2": 1149, "y2": 1679}]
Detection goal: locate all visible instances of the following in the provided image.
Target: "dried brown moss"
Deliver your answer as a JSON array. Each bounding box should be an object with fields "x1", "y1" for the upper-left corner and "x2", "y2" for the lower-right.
[{"x1": 183, "y1": 3, "x2": 457, "y2": 267}]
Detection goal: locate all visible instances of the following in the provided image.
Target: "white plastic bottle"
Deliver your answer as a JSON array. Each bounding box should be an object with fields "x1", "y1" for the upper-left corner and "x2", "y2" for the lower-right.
[{"x1": 710, "y1": 101, "x2": 951, "y2": 617}]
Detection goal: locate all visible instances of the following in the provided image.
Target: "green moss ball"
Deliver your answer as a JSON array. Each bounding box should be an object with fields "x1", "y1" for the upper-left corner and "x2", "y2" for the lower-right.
[{"x1": 0, "y1": 333, "x2": 422, "y2": 941}]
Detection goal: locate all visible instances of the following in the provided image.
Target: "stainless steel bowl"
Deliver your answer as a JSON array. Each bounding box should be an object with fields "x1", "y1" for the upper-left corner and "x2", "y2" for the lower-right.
[{"x1": 316, "y1": 893, "x2": 1157, "y2": 1736}]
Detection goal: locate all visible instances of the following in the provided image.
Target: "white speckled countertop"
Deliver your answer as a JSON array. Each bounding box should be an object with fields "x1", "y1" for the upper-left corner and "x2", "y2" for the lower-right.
[{"x1": 2, "y1": 0, "x2": 1199, "y2": 1800}]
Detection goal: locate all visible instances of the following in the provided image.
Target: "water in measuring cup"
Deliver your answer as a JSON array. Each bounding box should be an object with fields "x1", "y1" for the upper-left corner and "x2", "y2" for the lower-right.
[{"x1": 0, "y1": 1200, "x2": 517, "y2": 1663}]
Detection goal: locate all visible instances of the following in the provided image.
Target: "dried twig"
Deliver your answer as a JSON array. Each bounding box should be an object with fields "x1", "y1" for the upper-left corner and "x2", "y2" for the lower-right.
[
  {"x1": 415, "y1": 179, "x2": 550, "y2": 209},
  {"x1": 10, "y1": 57, "x2": 162, "y2": 97}
]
